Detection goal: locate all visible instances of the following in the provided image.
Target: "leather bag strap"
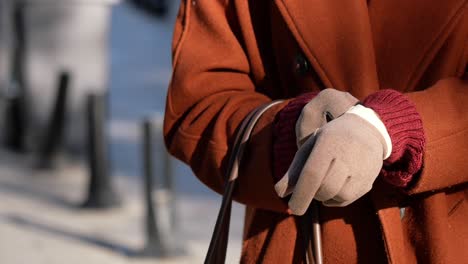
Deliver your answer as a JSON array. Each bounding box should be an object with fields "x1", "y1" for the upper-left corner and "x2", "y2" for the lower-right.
[{"x1": 204, "y1": 100, "x2": 284, "y2": 264}]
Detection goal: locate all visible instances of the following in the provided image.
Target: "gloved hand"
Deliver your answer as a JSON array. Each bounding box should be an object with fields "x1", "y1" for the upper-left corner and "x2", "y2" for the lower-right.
[
  {"x1": 275, "y1": 107, "x2": 389, "y2": 215},
  {"x1": 274, "y1": 88, "x2": 359, "y2": 200},
  {"x1": 295, "y1": 88, "x2": 359, "y2": 146}
]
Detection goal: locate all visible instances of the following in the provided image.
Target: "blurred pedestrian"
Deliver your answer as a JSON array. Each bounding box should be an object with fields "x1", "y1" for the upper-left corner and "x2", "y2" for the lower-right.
[
  {"x1": 164, "y1": 1, "x2": 467, "y2": 263},
  {"x1": 0, "y1": 0, "x2": 119, "y2": 159}
]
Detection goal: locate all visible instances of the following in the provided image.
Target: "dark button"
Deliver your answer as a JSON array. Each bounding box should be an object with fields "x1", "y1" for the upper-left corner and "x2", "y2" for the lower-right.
[{"x1": 294, "y1": 53, "x2": 310, "y2": 75}]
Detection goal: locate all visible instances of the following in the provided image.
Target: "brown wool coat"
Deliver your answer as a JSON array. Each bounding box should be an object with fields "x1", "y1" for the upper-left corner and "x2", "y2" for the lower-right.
[{"x1": 164, "y1": 0, "x2": 468, "y2": 263}]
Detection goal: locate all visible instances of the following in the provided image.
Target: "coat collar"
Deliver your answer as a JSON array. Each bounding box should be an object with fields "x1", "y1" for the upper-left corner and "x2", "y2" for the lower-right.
[{"x1": 274, "y1": 0, "x2": 466, "y2": 98}]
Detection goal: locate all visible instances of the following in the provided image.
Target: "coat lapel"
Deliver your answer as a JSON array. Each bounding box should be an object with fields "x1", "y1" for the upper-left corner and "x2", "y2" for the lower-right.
[
  {"x1": 369, "y1": 0, "x2": 467, "y2": 91},
  {"x1": 274, "y1": 0, "x2": 379, "y2": 99}
]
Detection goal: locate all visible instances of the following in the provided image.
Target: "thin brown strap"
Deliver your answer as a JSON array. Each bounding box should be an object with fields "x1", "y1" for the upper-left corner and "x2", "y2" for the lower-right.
[{"x1": 205, "y1": 100, "x2": 284, "y2": 264}]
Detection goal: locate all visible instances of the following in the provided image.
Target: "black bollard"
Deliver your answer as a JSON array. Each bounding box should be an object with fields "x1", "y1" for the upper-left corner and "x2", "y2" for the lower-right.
[
  {"x1": 3, "y1": 82, "x2": 26, "y2": 152},
  {"x1": 160, "y1": 120, "x2": 178, "y2": 233},
  {"x1": 141, "y1": 119, "x2": 164, "y2": 256},
  {"x1": 36, "y1": 72, "x2": 70, "y2": 169},
  {"x1": 4, "y1": 3, "x2": 27, "y2": 152},
  {"x1": 82, "y1": 93, "x2": 121, "y2": 209},
  {"x1": 139, "y1": 117, "x2": 184, "y2": 258}
]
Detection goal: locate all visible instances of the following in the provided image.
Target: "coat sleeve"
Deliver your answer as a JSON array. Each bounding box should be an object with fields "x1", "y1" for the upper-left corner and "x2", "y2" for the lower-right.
[
  {"x1": 164, "y1": 0, "x2": 290, "y2": 212},
  {"x1": 404, "y1": 75, "x2": 468, "y2": 195}
]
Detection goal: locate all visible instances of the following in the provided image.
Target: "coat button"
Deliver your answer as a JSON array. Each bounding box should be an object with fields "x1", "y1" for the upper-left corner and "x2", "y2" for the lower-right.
[{"x1": 294, "y1": 54, "x2": 310, "y2": 75}]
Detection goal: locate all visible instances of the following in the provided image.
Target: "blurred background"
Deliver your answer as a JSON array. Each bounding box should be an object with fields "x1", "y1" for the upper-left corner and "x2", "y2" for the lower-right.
[{"x1": 0, "y1": 1, "x2": 244, "y2": 263}]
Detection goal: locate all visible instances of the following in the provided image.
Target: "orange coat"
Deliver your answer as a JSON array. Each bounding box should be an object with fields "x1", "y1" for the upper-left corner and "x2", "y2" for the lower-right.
[{"x1": 164, "y1": 0, "x2": 468, "y2": 263}]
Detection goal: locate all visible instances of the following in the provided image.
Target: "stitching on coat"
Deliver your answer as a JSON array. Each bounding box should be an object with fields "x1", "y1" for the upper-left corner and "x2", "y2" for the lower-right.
[
  {"x1": 455, "y1": 24, "x2": 468, "y2": 76},
  {"x1": 448, "y1": 198, "x2": 464, "y2": 217},
  {"x1": 176, "y1": 127, "x2": 229, "y2": 151},
  {"x1": 168, "y1": 0, "x2": 191, "y2": 116},
  {"x1": 172, "y1": 0, "x2": 191, "y2": 70}
]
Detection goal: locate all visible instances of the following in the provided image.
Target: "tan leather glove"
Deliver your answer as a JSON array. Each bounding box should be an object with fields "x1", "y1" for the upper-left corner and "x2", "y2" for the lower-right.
[{"x1": 275, "y1": 113, "x2": 388, "y2": 215}]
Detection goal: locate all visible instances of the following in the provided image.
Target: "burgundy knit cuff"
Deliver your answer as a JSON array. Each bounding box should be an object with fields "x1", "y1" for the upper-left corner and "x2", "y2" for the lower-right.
[
  {"x1": 363, "y1": 89, "x2": 426, "y2": 188},
  {"x1": 273, "y1": 92, "x2": 318, "y2": 183}
]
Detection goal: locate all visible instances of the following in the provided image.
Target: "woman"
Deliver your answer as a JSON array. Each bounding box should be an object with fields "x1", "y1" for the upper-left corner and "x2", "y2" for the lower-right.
[{"x1": 164, "y1": 1, "x2": 467, "y2": 263}]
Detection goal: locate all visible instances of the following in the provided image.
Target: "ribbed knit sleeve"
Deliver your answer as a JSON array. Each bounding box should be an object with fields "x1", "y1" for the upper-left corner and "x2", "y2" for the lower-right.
[
  {"x1": 273, "y1": 92, "x2": 318, "y2": 182},
  {"x1": 363, "y1": 89, "x2": 426, "y2": 188}
]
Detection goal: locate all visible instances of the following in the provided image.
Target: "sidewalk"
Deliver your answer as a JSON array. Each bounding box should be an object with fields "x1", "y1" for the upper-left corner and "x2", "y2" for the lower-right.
[{"x1": 0, "y1": 150, "x2": 244, "y2": 263}]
